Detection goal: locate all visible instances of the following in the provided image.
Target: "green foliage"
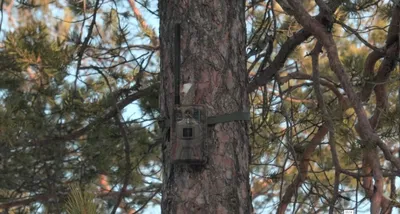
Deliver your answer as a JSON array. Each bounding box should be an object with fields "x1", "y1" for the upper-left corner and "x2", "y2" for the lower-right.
[
  {"x1": 0, "y1": 2, "x2": 160, "y2": 211},
  {"x1": 138, "y1": 84, "x2": 159, "y2": 117},
  {"x1": 67, "y1": 0, "x2": 97, "y2": 15},
  {"x1": 65, "y1": 184, "x2": 97, "y2": 214}
]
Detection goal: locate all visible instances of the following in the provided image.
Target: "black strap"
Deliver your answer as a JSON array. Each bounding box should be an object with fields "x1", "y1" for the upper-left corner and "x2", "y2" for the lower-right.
[
  {"x1": 207, "y1": 111, "x2": 250, "y2": 125},
  {"x1": 174, "y1": 24, "x2": 181, "y2": 105},
  {"x1": 156, "y1": 111, "x2": 250, "y2": 143},
  {"x1": 158, "y1": 111, "x2": 250, "y2": 129}
]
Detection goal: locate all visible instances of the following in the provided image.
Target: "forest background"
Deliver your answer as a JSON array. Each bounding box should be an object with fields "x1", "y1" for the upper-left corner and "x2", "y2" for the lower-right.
[{"x1": 0, "y1": 0, "x2": 400, "y2": 213}]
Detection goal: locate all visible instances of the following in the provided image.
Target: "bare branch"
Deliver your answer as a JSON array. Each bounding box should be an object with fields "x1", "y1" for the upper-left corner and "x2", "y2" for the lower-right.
[{"x1": 248, "y1": 1, "x2": 342, "y2": 92}]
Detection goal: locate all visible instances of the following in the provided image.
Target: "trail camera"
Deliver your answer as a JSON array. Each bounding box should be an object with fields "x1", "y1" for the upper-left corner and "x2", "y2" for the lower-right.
[
  {"x1": 171, "y1": 105, "x2": 207, "y2": 165},
  {"x1": 170, "y1": 25, "x2": 208, "y2": 165}
]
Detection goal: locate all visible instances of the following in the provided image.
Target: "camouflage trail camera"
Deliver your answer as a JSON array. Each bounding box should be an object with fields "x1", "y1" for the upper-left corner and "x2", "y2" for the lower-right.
[
  {"x1": 171, "y1": 105, "x2": 207, "y2": 165},
  {"x1": 164, "y1": 24, "x2": 250, "y2": 166}
]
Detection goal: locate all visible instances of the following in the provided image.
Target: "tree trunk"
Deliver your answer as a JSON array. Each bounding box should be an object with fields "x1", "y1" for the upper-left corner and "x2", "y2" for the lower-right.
[{"x1": 159, "y1": 1, "x2": 251, "y2": 213}]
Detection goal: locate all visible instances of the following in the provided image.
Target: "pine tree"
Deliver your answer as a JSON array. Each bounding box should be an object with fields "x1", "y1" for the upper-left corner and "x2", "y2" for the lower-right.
[{"x1": 159, "y1": 1, "x2": 252, "y2": 213}]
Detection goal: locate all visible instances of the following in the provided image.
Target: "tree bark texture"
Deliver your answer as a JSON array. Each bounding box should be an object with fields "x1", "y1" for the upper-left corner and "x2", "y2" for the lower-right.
[{"x1": 159, "y1": 1, "x2": 251, "y2": 213}]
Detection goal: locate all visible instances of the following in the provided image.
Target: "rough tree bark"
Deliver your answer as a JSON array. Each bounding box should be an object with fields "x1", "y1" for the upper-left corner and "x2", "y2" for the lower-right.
[{"x1": 159, "y1": 1, "x2": 252, "y2": 213}]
